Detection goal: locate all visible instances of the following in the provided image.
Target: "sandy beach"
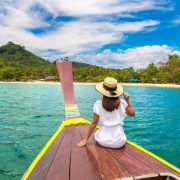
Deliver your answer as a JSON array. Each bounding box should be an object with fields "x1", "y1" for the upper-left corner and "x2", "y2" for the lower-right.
[
  {"x1": 0, "y1": 81, "x2": 180, "y2": 88},
  {"x1": 121, "y1": 83, "x2": 180, "y2": 88}
]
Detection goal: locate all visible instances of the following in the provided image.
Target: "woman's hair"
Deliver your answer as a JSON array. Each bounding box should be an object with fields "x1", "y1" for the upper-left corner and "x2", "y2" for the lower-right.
[{"x1": 102, "y1": 95, "x2": 119, "y2": 112}]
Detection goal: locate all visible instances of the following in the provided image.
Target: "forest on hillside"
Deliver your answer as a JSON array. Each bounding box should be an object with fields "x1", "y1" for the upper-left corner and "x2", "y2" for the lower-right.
[
  {"x1": 73, "y1": 54, "x2": 180, "y2": 83},
  {"x1": 0, "y1": 42, "x2": 179, "y2": 84}
]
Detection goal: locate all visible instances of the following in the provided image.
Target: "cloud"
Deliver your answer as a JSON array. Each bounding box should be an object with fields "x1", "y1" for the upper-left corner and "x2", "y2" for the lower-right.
[
  {"x1": 0, "y1": 1, "x2": 48, "y2": 29},
  {"x1": 172, "y1": 16, "x2": 180, "y2": 25},
  {"x1": 0, "y1": 0, "x2": 162, "y2": 53},
  {"x1": 71, "y1": 45, "x2": 179, "y2": 69},
  {"x1": 0, "y1": 19, "x2": 159, "y2": 53},
  {"x1": 41, "y1": 20, "x2": 159, "y2": 53},
  {"x1": 36, "y1": 0, "x2": 159, "y2": 17},
  {"x1": 0, "y1": 0, "x2": 176, "y2": 66}
]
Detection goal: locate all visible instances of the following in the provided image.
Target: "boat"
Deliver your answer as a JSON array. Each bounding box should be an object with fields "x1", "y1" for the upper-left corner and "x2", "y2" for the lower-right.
[{"x1": 22, "y1": 61, "x2": 180, "y2": 180}]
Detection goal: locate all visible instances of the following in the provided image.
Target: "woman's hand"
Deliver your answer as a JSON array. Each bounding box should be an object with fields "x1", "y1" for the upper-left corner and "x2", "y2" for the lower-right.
[
  {"x1": 123, "y1": 92, "x2": 130, "y2": 102},
  {"x1": 77, "y1": 138, "x2": 87, "y2": 147},
  {"x1": 123, "y1": 92, "x2": 135, "y2": 116},
  {"x1": 77, "y1": 113, "x2": 99, "y2": 148}
]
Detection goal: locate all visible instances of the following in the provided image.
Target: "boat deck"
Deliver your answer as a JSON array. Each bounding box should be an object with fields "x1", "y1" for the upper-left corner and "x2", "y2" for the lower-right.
[{"x1": 27, "y1": 124, "x2": 180, "y2": 180}]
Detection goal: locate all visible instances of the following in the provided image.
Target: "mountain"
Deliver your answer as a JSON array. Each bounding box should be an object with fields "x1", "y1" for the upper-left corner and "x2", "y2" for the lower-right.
[
  {"x1": 0, "y1": 42, "x2": 105, "y2": 81},
  {"x1": 0, "y1": 42, "x2": 56, "y2": 80},
  {"x1": 0, "y1": 42, "x2": 51, "y2": 67}
]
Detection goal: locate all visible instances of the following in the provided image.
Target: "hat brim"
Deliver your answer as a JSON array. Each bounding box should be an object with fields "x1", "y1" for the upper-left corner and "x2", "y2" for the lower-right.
[{"x1": 96, "y1": 82, "x2": 123, "y2": 97}]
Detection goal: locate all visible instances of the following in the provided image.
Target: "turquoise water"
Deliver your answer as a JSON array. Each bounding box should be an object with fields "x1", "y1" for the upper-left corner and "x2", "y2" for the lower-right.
[{"x1": 0, "y1": 83, "x2": 179, "y2": 179}]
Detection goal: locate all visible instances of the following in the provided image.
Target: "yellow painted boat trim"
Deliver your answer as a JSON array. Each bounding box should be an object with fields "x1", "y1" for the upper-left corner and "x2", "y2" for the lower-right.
[
  {"x1": 23, "y1": 118, "x2": 179, "y2": 179},
  {"x1": 22, "y1": 121, "x2": 65, "y2": 180},
  {"x1": 22, "y1": 118, "x2": 92, "y2": 180},
  {"x1": 127, "y1": 140, "x2": 180, "y2": 174}
]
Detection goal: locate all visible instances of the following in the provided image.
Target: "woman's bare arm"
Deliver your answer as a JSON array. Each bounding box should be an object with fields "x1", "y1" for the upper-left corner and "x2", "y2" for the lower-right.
[
  {"x1": 123, "y1": 92, "x2": 135, "y2": 116},
  {"x1": 77, "y1": 113, "x2": 99, "y2": 147}
]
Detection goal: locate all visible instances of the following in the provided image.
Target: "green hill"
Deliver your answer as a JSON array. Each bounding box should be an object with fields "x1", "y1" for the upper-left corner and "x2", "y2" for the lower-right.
[
  {"x1": 0, "y1": 42, "x2": 108, "y2": 82},
  {"x1": 0, "y1": 42, "x2": 56, "y2": 80},
  {"x1": 0, "y1": 42, "x2": 50, "y2": 67},
  {"x1": 0, "y1": 42, "x2": 179, "y2": 83}
]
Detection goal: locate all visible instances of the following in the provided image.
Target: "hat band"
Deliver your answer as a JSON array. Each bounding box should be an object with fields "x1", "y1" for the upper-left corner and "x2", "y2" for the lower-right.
[{"x1": 103, "y1": 83, "x2": 117, "y2": 95}]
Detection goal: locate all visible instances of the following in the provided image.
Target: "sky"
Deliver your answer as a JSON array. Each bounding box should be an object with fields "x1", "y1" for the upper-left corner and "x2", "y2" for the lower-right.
[{"x1": 0, "y1": 0, "x2": 180, "y2": 69}]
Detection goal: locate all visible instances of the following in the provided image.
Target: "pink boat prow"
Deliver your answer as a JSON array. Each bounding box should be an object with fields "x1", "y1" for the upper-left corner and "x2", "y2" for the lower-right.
[{"x1": 22, "y1": 61, "x2": 180, "y2": 180}]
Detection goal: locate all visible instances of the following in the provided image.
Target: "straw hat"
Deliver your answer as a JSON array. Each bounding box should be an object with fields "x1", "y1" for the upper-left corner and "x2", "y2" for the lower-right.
[{"x1": 96, "y1": 77, "x2": 123, "y2": 97}]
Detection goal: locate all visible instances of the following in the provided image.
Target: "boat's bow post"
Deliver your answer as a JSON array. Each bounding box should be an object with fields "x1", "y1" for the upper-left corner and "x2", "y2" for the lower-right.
[{"x1": 56, "y1": 61, "x2": 81, "y2": 120}]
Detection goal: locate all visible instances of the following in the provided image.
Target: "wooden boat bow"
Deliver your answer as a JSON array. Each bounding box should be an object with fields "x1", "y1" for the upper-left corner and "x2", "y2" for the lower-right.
[{"x1": 22, "y1": 61, "x2": 180, "y2": 180}]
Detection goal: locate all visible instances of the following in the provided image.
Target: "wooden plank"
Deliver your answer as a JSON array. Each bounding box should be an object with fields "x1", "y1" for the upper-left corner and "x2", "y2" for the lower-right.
[
  {"x1": 76, "y1": 125, "x2": 96, "y2": 146},
  {"x1": 77, "y1": 125, "x2": 133, "y2": 180},
  {"x1": 107, "y1": 147, "x2": 158, "y2": 179},
  {"x1": 28, "y1": 127, "x2": 67, "y2": 180},
  {"x1": 87, "y1": 145, "x2": 132, "y2": 180},
  {"x1": 70, "y1": 126, "x2": 101, "y2": 180},
  {"x1": 45, "y1": 127, "x2": 73, "y2": 180},
  {"x1": 124, "y1": 144, "x2": 180, "y2": 178}
]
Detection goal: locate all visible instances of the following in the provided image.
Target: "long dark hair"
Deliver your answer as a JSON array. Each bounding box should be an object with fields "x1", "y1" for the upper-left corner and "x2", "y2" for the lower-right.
[{"x1": 102, "y1": 95, "x2": 119, "y2": 112}]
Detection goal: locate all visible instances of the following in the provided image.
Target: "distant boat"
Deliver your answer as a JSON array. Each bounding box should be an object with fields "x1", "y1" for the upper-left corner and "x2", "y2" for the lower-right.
[
  {"x1": 125, "y1": 78, "x2": 140, "y2": 83},
  {"x1": 22, "y1": 61, "x2": 180, "y2": 180},
  {"x1": 44, "y1": 76, "x2": 55, "y2": 81}
]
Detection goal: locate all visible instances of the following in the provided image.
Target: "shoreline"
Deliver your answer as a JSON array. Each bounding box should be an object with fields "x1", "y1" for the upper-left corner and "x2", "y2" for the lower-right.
[{"x1": 0, "y1": 81, "x2": 180, "y2": 88}]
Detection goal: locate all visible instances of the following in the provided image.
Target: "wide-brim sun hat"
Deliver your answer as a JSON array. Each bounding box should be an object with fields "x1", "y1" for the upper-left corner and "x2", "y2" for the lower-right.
[{"x1": 96, "y1": 77, "x2": 123, "y2": 97}]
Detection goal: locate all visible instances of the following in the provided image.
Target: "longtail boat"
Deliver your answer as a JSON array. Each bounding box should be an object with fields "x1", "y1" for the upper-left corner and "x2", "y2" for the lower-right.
[{"x1": 22, "y1": 61, "x2": 180, "y2": 180}]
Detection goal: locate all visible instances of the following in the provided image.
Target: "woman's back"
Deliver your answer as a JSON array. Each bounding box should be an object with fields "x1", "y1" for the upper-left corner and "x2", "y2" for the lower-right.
[
  {"x1": 94, "y1": 98, "x2": 128, "y2": 148},
  {"x1": 93, "y1": 99, "x2": 127, "y2": 126}
]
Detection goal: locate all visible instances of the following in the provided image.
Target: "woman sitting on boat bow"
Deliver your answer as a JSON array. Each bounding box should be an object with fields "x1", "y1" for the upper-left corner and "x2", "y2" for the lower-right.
[{"x1": 77, "y1": 77, "x2": 135, "y2": 149}]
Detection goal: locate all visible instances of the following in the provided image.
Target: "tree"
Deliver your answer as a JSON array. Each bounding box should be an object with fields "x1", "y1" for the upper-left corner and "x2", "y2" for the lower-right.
[
  {"x1": 1, "y1": 67, "x2": 15, "y2": 80},
  {"x1": 140, "y1": 64, "x2": 159, "y2": 83}
]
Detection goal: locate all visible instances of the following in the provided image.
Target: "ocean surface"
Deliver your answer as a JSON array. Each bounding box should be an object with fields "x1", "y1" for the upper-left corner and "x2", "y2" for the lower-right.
[{"x1": 0, "y1": 83, "x2": 179, "y2": 179}]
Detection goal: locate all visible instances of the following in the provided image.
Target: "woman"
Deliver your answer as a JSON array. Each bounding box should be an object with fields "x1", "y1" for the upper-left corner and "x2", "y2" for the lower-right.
[{"x1": 77, "y1": 77, "x2": 135, "y2": 148}]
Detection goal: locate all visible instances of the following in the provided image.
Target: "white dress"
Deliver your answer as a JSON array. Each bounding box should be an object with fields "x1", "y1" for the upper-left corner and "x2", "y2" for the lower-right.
[{"x1": 93, "y1": 99, "x2": 128, "y2": 148}]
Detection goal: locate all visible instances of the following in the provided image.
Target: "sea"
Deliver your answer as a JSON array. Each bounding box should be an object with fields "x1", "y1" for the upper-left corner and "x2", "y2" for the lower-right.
[{"x1": 0, "y1": 83, "x2": 179, "y2": 179}]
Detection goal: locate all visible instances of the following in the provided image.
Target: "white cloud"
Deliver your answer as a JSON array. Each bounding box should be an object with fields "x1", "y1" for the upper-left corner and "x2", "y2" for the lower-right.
[
  {"x1": 71, "y1": 45, "x2": 179, "y2": 69},
  {"x1": 172, "y1": 16, "x2": 180, "y2": 25},
  {"x1": 0, "y1": 20, "x2": 159, "y2": 54},
  {"x1": 0, "y1": 1, "x2": 48, "y2": 29},
  {"x1": 0, "y1": 0, "x2": 176, "y2": 66},
  {"x1": 0, "y1": 0, "x2": 162, "y2": 53},
  {"x1": 42, "y1": 20, "x2": 160, "y2": 53},
  {"x1": 36, "y1": 0, "x2": 158, "y2": 17}
]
